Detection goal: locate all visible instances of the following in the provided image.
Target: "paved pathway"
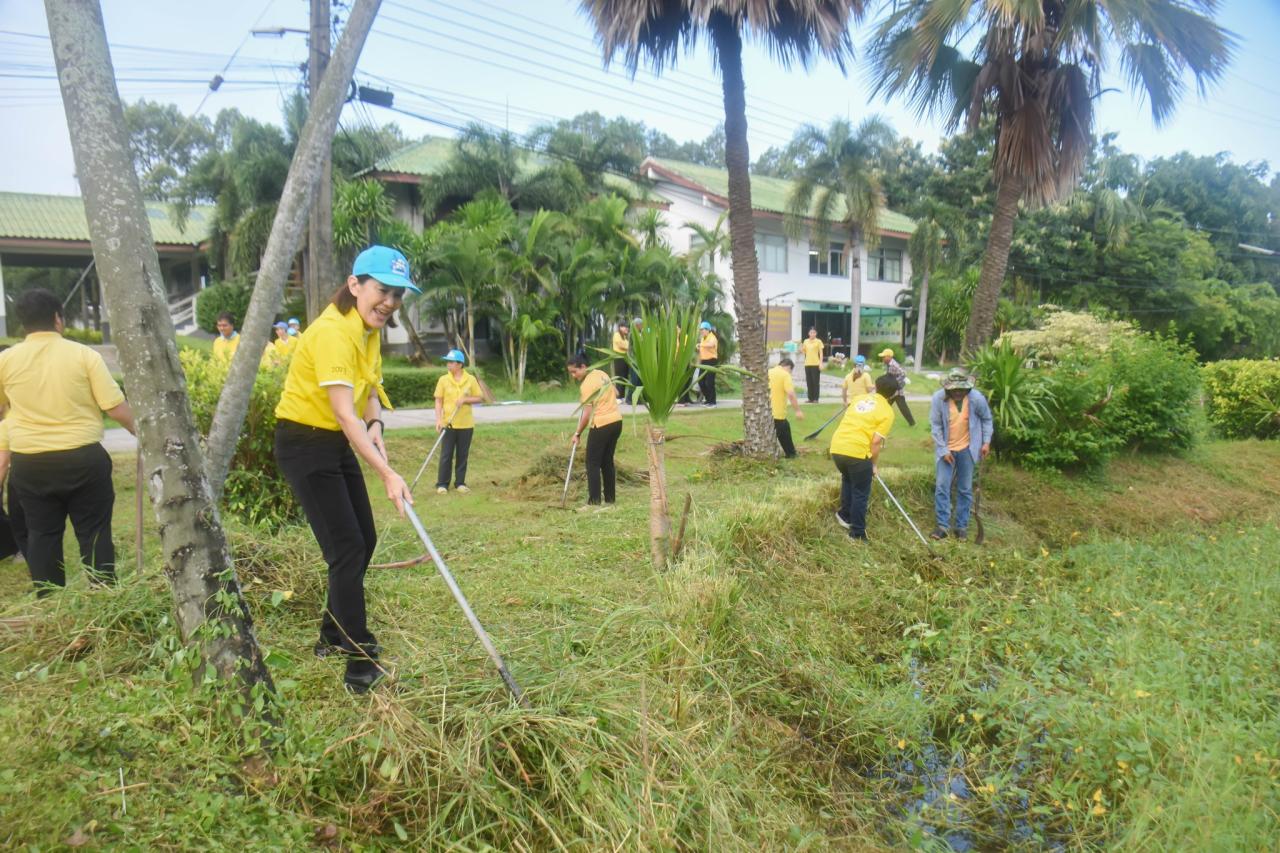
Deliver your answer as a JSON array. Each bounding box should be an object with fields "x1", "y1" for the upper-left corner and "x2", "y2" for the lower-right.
[{"x1": 100, "y1": 388, "x2": 931, "y2": 453}]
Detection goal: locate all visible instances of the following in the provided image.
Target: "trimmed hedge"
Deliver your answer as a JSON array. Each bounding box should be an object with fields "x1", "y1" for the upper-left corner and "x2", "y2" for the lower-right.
[
  {"x1": 1203, "y1": 359, "x2": 1280, "y2": 439},
  {"x1": 195, "y1": 281, "x2": 253, "y2": 333},
  {"x1": 383, "y1": 366, "x2": 447, "y2": 408}
]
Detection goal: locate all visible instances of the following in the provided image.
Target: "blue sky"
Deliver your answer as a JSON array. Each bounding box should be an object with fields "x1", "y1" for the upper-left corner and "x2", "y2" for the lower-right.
[{"x1": 1, "y1": 0, "x2": 1277, "y2": 197}]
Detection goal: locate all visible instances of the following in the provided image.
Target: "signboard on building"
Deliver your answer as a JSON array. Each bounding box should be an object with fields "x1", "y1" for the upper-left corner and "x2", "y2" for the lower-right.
[{"x1": 860, "y1": 312, "x2": 902, "y2": 343}]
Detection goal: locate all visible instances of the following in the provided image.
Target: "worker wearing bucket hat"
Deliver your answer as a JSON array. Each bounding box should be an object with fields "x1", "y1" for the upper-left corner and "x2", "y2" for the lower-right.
[
  {"x1": 842, "y1": 354, "x2": 873, "y2": 404},
  {"x1": 878, "y1": 348, "x2": 915, "y2": 426},
  {"x1": 928, "y1": 368, "x2": 993, "y2": 541},
  {"x1": 433, "y1": 349, "x2": 484, "y2": 495},
  {"x1": 274, "y1": 244, "x2": 419, "y2": 692},
  {"x1": 696, "y1": 320, "x2": 719, "y2": 407}
]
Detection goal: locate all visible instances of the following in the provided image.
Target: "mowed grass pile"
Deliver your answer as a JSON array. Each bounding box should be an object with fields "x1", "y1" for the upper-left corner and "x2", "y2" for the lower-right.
[{"x1": 1, "y1": 406, "x2": 1277, "y2": 849}]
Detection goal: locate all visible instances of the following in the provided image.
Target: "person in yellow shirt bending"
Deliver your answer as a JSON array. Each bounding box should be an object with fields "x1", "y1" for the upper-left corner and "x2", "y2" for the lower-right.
[
  {"x1": 768, "y1": 356, "x2": 805, "y2": 458},
  {"x1": 696, "y1": 321, "x2": 719, "y2": 407},
  {"x1": 433, "y1": 349, "x2": 484, "y2": 495},
  {"x1": 274, "y1": 245, "x2": 417, "y2": 693},
  {"x1": 567, "y1": 354, "x2": 624, "y2": 505},
  {"x1": 799, "y1": 327, "x2": 825, "y2": 403},
  {"x1": 841, "y1": 354, "x2": 874, "y2": 404},
  {"x1": 0, "y1": 289, "x2": 137, "y2": 595},
  {"x1": 830, "y1": 374, "x2": 899, "y2": 541},
  {"x1": 212, "y1": 312, "x2": 240, "y2": 361},
  {"x1": 611, "y1": 321, "x2": 630, "y2": 400}
]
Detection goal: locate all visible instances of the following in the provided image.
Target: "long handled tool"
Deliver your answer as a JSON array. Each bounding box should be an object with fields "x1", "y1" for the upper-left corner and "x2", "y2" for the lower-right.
[
  {"x1": 409, "y1": 406, "x2": 459, "y2": 493},
  {"x1": 135, "y1": 452, "x2": 144, "y2": 572},
  {"x1": 804, "y1": 404, "x2": 849, "y2": 441},
  {"x1": 973, "y1": 458, "x2": 987, "y2": 545},
  {"x1": 403, "y1": 504, "x2": 531, "y2": 708},
  {"x1": 560, "y1": 431, "x2": 583, "y2": 507},
  {"x1": 875, "y1": 473, "x2": 938, "y2": 556}
]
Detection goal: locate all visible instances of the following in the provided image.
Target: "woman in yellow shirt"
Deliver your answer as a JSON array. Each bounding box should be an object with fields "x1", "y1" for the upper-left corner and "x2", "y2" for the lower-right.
[
  {"x1": 841, "y1": 354, "x2": 874, "y2": 403},
  {"x1": 432, "y1": 350, "x2": 484, "y2": 494},
  {"x1": 273, "y1": 245, "x2": 416, "y2": 693},
  {"x1": 567, "y1": 355, "x2": 623, "y2": 505},
  {"x1": 212, "y1": 312, "x2": 240, "y2": 361},
  {"x1": 611, "y1": 321, "x2": 630, "y2": 400},
  {"x1": 800, "y1": 327, "x2": 825, "y2": 403},
  {"x1": 696, "y1": 321, "x2": 719, "y2": 407},
  {"x1": 830, "y1": 374, "x2": 899, "y2": 540}
]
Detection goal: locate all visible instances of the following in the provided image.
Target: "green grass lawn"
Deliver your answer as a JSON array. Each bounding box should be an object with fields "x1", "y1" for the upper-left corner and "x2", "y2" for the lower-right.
[{"x1": 1, "y1": 410, "x2": 1277, "y2": 849}]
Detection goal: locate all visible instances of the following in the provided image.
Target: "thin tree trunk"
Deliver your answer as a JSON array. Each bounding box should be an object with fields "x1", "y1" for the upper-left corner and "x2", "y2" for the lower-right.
[
  {"x1": 914, "y1": 268, "x2": 930, "y2": 368},
  {"x1": 964, "y1": 174, "x2": 1025, "y2": 354},
  {"x1": 46, "y1": 0, "x2": 274, "y2": 711},
  {"x1": 645, "y1": 423, "x2": 670, "y2": 568},
  {"x1": 710, "y1": 13, "x2": 772, "y2": 456},
  {"x1": 397, "y1": 304, "x2": 430, "y2": 363},
  {"x1": 849, "y1": 226, "x2": 862, "y2": 358},
  {"x1": 205, "y1": 0, "x2": 381, "y2": 497}
]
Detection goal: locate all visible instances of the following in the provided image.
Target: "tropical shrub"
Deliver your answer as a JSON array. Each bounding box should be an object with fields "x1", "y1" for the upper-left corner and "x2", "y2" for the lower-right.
[
  {"x1": 1202, "y1": 359, "x2": 1280, "y2": 439},
  {"x1": 180, "y1": 349, "x2": 298, "y2": 528},
  {"x1": 1096, "y1": 334, "x2": 1201, "y2": 451},
  {"x1": 381, "y1": 366, "x2": 448, "y2": 408},
  {"x1": 969, "y1": 340, "x2": 1052, "y2": 442},
  {"x1": 195, "y1": 280, "x2": 253, "y2": 333}
]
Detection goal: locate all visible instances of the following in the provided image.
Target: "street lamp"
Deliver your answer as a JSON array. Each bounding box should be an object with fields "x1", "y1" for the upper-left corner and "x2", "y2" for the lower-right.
[{"x1": 763, "y1": 290, "x2": 794, "y2": 355}]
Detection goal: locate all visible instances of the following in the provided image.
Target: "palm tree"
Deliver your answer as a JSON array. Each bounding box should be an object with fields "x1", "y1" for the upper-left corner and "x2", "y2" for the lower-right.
[
  {"x1": 870, "y1": 0, "x2": 1233, "y2": 354},
  {"x1": 906, "y1": 201, "x2": 948, "y2": 367},
  {"x1": 579, "y1": 0, "x2": 866, "y2": 456},
  {"x1": 784, "y1": 116, "x2": 890, "y2": 357},
  {"x1": 684, "y1": 210, "x2": 730, "y2": 275}
]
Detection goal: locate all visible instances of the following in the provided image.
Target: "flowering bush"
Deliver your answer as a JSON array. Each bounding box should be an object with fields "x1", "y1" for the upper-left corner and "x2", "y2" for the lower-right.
[{"x1": 1000, "y1": 308, "x2": 1136, "y2": 362}]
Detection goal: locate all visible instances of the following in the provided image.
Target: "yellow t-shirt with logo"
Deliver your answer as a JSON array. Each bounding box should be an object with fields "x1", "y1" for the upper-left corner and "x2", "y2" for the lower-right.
[
  {"x1": 768, "y1": 365, "x2": 795, "y2": 420},
  {"x1": 612, "y1": 330, "x2": 629, "y2": 355},
  {"x1": 275, "y1": 303, "x2": 392, "y2": 430},
  {"x1": 212, "y1": 333, "x2": 240, "y2": 361},
  {"x1": 434, "y1": 370, "x2": 483, "y2": 430},
  {"x1": 830, "y1": 392, "x2": 895, "y2": 459},
  {"x1": 0, "y1": 332, "x2": 125, "y2": 453},
  {"x1": 580, "y1": 368, "x2": 622, "y2": 428},
  {"x1": 698, "y1": 330, "x2": 718, "y2": 360},
  {"x1": 801, "y1": 337, "x2": 824, "y2": 366},
  {"x1": 843, "y1": 370, "x2": 874, "y2": 397}
]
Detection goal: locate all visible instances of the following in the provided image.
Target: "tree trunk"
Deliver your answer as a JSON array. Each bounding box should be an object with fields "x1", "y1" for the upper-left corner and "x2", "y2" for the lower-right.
[
  {"x1": 205, "y1": 0, "x2": 381, "y2": 496},
  {"x1": 848, "y1": 226, "x2": 862, "y2": 358},
  {"x1": 397, "y1": 303, "x2": 430, "y2": 363},
  {"x1": 645, "y1": 423, "x2": 670, "y2": 568},
  {"x1": 45, "y1": 0, "x2": 274, "y2": 711},
  {"x1": 964, "y1": 173, "x2": 1025, "y2": 354},
  {"x1": 914, "y1": 268, "x2": 930, "y2": 368},
  {"x1": 710, "y1": 13, "x2": 772, "y2": 456},
  {"x1": 305, "y1": 0, "x2": 334, "y2": 322}
]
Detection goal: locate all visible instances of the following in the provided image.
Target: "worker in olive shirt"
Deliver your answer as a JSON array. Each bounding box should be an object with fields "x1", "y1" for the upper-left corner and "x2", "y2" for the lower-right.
[
  {"x1": 611, "y1": 321, "x2": 630, "y2": 399},
  {"x1": 768, "y1": 356, "x2": 805, "y2": 458},
  {"x1": 212, "y1": 312, "x2": 240, "y2": 361},
  {"x1": 830, "y1": 374, "x2": 899, "y2": 540},
  {"x1": 0, "y1": 289, "x2": 136, "y2": 595},
  {"x1": 696, "y1": 321, "x2": 719, "y2": 407},
  {"x1": 433, "y1": 349, "x2": 484, "y2": 495},
  {"x1": 274, "y1": 246, "x2": 416, "y2": 693},
  {"x1": 842, "y1": 354, "x2": 874, "y2": 404},
  {"x1": 567, "y1": 354, "x2": 624, "y2": 505},
  {"x1": 800, "y1": 327, "x2": 824, "y2": 403}
]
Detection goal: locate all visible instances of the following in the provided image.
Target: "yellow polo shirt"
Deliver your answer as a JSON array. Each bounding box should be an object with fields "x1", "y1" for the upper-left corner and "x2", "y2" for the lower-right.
[
  {"x1": 0, "y1": 419, "x2": 9, "y2": 454},
  {"x1": 212, "y1": 333, "x2": 240, "y2": 361},
  {"x1": 434, "y1": 370, "x2": 483, "y2": 430},
  {"x1": 275, "y1": 303, "x2": 391, "y2": 430},
  {"x1": 843, "y1": 370, "x2": 874, "y2": 397},
  {"x1": 0, "y1": 332, "x2": 125, "y2": 454},
  {"x1": 580, "y1": 369, "x2": 622, "y2": 428},
  {"x1": 698, "y1": 330, "x2": 718, "y2": 360},
  {"x1": 801, "y1": 338, "x2": 824, "y2": 366},
  {"x1": 612, "y1": 330, "x2": 629, "y2": 355},
  {"x1": 830, "y1": 392, "x2": 895, "y2": 459},
  {"x1": 768, "y1": 365, "x2": 795, "y2": 420},
  {"x1": 273, "y1": 335, "x2": 296, "y2": 359}
]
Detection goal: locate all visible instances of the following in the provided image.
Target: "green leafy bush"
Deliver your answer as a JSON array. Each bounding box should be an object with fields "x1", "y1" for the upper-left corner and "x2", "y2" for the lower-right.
[
  {"x1": 1202, "y1": 359, "x2": 1280, "y2": 439},
  {"x1": 63, "y1": 326, "x2": 104, "y2": 344},
  {"x1": 1001, "y1": 308, "x2": 1136, "y2": 362},
  {"x1": 195, "y1": 280, "x2": 253, "y2": 333},
  {"x1": 1097, "y1": 335, "x2": 1201, "y2": 451},
  {"x1": 180, "y1": 349, "x2": 298, "y2": 528},
  {"x1": 382, "y1": 366, "x2": 447, "y2": 408}
]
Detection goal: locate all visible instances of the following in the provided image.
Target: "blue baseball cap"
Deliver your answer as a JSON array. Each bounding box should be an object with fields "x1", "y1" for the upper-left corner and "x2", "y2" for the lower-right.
[
  {"x1": 272, "y1": 321, "x2": 287, "y2": 329},
  {"x1": 287, "y1": 317, "x2": 300, "y2": 326},
  {"x1": 699, "y1": 321, "x2": 712, "y2": 330},
  {"x1": 352, "y1": 245, "x2": 420, "y2": 293},
  {"x1": 854, "y1": 354, "x2": 866, "y2": 364},
  {"x1": 443, "y1": 349, "x2": 466, "y2": 364}
]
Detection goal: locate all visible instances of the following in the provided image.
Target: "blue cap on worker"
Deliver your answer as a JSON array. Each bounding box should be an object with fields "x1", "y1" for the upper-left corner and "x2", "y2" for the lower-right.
[
  {"x1": 287, "y1": 317, "x2": 300, "y2": 326},
  {"x1": 352, "y1": 245, "x2": 420, "y2": 293},
  {"x1": 854, "y1": 354, "x2": 866, "y2": 364},
  {"x1": 699, "y1": 321, "x2": 712, "y2": 330},
  {"x1": 272, "y1": 321, "x2": 287, "y2": 329},
  {"x1": 443, "y1": 349, "x2": 466, "y2": 364}
]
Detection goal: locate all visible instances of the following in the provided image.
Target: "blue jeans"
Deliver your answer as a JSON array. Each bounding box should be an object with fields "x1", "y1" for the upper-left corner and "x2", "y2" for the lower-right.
[
  {"x1": 935, "y1": 450, "x2": 975, "y2": 532},
  {"x1": 833, "y1": 454, "x2": 874, "y2": 539}
]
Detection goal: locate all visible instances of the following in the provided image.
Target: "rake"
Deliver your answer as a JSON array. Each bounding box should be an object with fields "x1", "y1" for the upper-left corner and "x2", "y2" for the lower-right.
[
  {"x1": 875, "y1": 473, "x2": 940, "y2": 558},
  {"x1": 409, "y1": 405, "x2": 460, "y2": 494},
  {"x1": 804, "y1": 404, "x2": 848, "y2": 441}
]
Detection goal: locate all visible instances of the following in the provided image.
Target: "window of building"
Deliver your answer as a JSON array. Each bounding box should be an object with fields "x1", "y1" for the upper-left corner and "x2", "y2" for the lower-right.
[
  {"x1": 689, "y1": 234, "x2": 712, "y2": 274},
  {"x1": 808, "y1": 241, "x2": 845, "y2": 277},
  {"x1": 868, "y1": 247, "x2": 903, "y2": 282},
  {"x1": 754, "y1": 233, "x2": 788, "y2": 273}
]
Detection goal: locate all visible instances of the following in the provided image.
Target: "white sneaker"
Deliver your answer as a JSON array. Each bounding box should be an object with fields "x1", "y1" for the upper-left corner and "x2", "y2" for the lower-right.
[
  {"x1": 436, "y1": 487, "x2": 448, "y2": 495},
  {"x1": 456, "y1": 485, "x2": 471, "y2": 494},
  {"x1": 834, "y1": 511, "x2": 851, "y2": 530}
]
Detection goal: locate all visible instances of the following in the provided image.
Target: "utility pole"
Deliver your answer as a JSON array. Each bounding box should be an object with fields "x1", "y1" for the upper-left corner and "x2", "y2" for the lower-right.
[{"x1": 307, "y1": 0, "x2": 333, "y2": 320}]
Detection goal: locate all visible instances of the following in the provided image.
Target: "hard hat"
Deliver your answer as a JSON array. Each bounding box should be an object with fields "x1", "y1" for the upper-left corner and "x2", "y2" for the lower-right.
[{"x1": 443, "y1": 349, "x2": 466, "y2": 364}]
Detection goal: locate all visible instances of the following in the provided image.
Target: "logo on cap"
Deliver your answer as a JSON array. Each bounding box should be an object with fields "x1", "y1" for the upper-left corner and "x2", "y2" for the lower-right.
[{"x1": 391, "y1": 258, "x2": 408, "y2": 276}]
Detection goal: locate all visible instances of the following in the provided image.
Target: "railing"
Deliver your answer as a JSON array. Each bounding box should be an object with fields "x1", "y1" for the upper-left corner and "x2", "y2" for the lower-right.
[{"x1": 169, "y1": 293, "x2": 197, "y2": 329}]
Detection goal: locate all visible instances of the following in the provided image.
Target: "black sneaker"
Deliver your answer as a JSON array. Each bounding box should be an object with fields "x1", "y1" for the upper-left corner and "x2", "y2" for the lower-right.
[
  {"x1": 315, "y1": 639, "x2": 381, "y2": 659},
  {"x1": 954, "y1": 529, "x2": 968, "y2": 541},
  {"x1": 343, "y1": 657, "x2": 385, "y2": 694},
  {"x1": 929, "y1": 527, "x2": 948, "y2": 541}
]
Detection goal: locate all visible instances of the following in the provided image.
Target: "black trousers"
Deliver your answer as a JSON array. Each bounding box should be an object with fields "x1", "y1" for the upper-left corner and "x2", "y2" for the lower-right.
[
  {"x1": 699, "y1": 358, "x2": 718, "y2": 404},
  {"x1": 774, "y1": 419, "x2": 797, "y2": 459},
  {"x1": 892, "y1": 392, "x2": 916, "y2": 427},
  {"x1": 585, "y1": 420, "x2": 623, "y2": 504},
  {"x1": 275, "y1": 420, "x2": 377, "y2": 652},
  {"x1": 805, "y1": 365, "x2": 821, "y2": 402},
  {"x1": 436, "y1": 427, "x2": 474, "y2": 488},
  {"x1": 0, "y1": 486, "x2": 27, "y2": 560},
  {"x1": 11, "y1": 443, "x2": 116, "y2": 594},
  {"x1": 613, "y1": 358, "x2": 629, "y2": 399},
  {"x1": 832, "y1": 453, "x2": 874, "y2": 539}
]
